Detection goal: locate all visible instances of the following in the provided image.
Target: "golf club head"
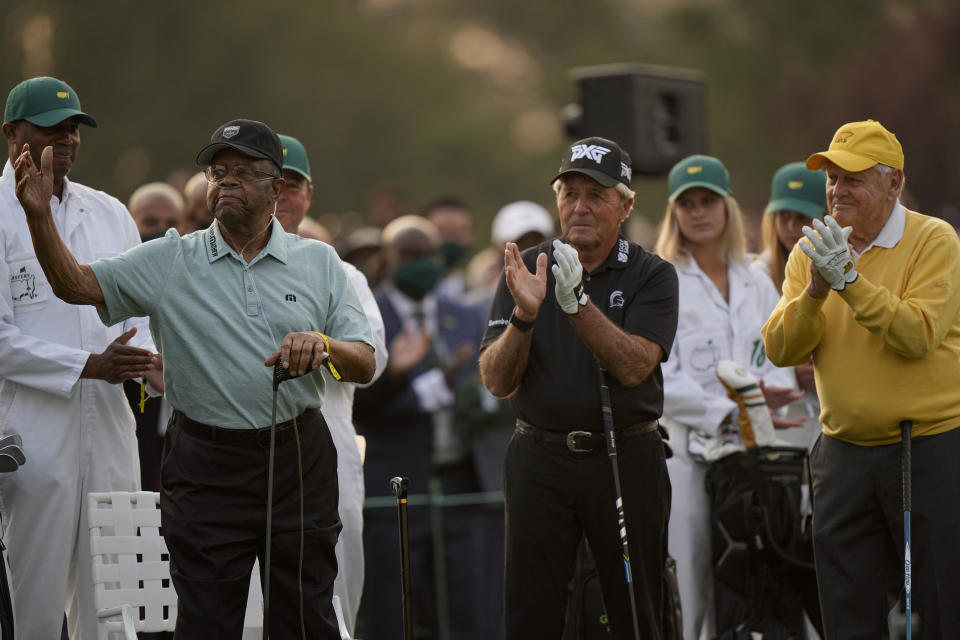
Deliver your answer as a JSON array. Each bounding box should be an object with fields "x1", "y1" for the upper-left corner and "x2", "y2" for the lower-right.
[
  {"x1": 0, "y1": 444, "x2": 25, "y2": 466},
  {"x1": 0, "y1": 452, "x2": 20, "y2": 473}
]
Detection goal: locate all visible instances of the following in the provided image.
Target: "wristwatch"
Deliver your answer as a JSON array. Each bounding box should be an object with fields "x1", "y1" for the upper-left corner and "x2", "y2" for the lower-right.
[{"x1": 509, "y1": 309, "x2": 535, "y2": 332}]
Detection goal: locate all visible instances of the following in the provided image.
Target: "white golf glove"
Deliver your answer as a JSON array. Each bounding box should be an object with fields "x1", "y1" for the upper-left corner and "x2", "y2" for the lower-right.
[
  {"x1": 551, "y1": 239, "x2": 588, "y2": 314},
  {"x1": 799, "y1": 215, "x2": 858, "y2": 291}
]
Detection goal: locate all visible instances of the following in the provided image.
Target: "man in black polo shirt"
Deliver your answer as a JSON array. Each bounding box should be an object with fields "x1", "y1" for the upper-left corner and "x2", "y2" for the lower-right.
[{"x1": 479, "y1": 136, "x2": 679, "y2": 639}]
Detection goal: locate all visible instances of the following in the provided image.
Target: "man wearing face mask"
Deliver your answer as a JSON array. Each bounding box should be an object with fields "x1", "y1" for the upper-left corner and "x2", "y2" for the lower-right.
[
  {"x1": 354, "y1": 214, "x2": 485, "y2": 639},
  {"x1": 424, "y1": 197, "x2": 474, "y2": 299}
]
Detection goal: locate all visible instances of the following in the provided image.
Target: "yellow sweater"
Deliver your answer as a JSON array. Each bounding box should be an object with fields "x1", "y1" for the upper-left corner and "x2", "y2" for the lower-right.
[{"x1": 763, "y1": 209, "x2": 960, "y2": 445}]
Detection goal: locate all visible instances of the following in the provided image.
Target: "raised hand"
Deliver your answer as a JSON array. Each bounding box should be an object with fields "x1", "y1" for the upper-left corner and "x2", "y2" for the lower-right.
[
  {"x1": 81, "y1": 327, "x2": 158, "y2": 384},
  {"x1": 13, "y1": 144, "x2": 54, "y2": 220},
  {"x1": 504, "y1": 242, "x2": 547, "y2": 321}
]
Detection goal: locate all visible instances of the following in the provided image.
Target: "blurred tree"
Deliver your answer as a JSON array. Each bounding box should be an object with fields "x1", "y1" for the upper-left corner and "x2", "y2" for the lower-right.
[{"x1": 1, "y1": 0, "x2": 956, "y2": 246}]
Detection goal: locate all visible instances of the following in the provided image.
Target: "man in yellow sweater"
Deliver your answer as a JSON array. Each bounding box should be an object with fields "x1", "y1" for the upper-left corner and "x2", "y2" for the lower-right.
[{"x1": 763, "y1": 119, "x2": 960, "y2": 638}]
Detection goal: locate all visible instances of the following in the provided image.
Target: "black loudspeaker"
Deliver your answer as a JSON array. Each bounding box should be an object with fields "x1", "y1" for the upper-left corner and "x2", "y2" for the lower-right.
[{"x1": 564, "y1": 63, "x2": 706, "y2": 176}]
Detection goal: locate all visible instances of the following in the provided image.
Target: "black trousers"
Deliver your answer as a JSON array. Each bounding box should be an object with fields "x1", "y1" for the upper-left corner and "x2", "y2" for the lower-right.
[
  {"x1": 503, "y1": 426, "x2": 670, "y2": 640},
  {"x1": 810, "y1": 428, "x2": 960, "y2": 639},
  {"x1": 160, "y1": 409, "x2": 342, "y2": 639}
]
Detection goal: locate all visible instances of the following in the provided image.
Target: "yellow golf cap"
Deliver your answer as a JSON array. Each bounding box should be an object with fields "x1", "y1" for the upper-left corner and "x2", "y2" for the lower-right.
[{"x1": 806, "y1": 120, "x2": 904, "y2": 172}]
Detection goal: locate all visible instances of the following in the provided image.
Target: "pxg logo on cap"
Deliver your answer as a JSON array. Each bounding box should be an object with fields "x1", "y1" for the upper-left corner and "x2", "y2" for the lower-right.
[{"x1": 551, "y1": 136, "x2": 632, "y2": 188}]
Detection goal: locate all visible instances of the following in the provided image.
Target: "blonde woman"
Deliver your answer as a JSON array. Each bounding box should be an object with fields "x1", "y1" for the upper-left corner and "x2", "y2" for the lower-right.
[
  {"x1": 752, "y1": 162, "x2": 827, "y2": 450},
  {"x1": 655, "y1": 155, "x2": 802, "y2": 639},
  {"x1": 753, "y1": 162, "x2": 828, "y2": 294}
]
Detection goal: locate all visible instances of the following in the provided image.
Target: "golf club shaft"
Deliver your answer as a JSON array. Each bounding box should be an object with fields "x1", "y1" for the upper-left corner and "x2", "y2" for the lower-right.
[
  {"x1": 599, "y1": 368, "x2": 642, "y2": 640},
  {"x1": 391, "y1": 476, "x2": 414, "y2": 640},
  {"x1": 901, "y1": 419, "x2": 912, "y2": 640}
]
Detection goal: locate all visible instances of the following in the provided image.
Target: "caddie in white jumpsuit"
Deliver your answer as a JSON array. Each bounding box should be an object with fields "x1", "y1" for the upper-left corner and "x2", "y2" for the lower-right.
[
  {"x1": 275, "y1": 134, "x2": 388, "y2": 636},
  {"x1": 0, "y1": 77, "x2": 158, "y2": 640},
  {"x1": 654, "y1": 155, "x2": 798, "y2": 640}
]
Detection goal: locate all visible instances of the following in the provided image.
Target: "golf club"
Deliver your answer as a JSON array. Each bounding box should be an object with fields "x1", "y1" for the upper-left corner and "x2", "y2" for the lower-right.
[
  {"x1": 391, "y1": 476, "x2": 414, "y2": 640},
  {"x1": 900, "y1": 419, "x2": 912, "y2": 640},
  {"x1": 598, "y1": 367, "x2": 642, "y2": 639}
]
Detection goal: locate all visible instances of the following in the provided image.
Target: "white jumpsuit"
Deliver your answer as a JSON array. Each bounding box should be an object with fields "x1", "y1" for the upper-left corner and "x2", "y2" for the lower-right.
[
  {"x1": 661, "y1": 257, "x2": 795, "y2": 640},
  {"x1": 320, "y1": 261, "x2": 387, "y2": 636},
  {"x1": 0, "y1": 161, "x2": 155, "y2": 640}
]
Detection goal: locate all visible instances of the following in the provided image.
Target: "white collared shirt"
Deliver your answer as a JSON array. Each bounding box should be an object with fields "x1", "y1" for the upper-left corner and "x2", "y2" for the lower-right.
[{"x1": 852, "y1": 200, "x2": 906, "y2": 258}]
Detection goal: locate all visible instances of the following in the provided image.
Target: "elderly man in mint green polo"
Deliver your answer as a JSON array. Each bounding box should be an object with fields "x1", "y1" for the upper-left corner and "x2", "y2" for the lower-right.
[
  {"x1": 277, "y1": 133, "x2": 388, "y2": 635},
  {"x1": 12, "y1": 117, "x2": 376, "y2": 639}
]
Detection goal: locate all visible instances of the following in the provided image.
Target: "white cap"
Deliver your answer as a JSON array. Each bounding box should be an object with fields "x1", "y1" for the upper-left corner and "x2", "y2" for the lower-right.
[{"x1": 491, "y1": 201, "x2": 554, "y2": 246}]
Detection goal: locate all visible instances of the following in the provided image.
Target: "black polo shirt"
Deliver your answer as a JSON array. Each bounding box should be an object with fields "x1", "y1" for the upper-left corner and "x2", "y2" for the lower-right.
[{"x1": 481, "y1": 235, "x2": 678, "y2": 432}]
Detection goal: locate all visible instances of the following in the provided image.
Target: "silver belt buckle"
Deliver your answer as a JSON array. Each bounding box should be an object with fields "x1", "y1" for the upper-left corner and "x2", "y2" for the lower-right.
[{"x1": 566, "y1": 430, "x2": 594, "y2": 453}]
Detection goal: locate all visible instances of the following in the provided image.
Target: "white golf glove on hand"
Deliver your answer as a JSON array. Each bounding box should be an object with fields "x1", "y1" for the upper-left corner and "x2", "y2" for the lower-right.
[
  {"x1": 799, "y1": 215, "x2": 858, "y2": 290},
  {"x1": 551, "y1": 239, "x2": 588, "y2": 315}
]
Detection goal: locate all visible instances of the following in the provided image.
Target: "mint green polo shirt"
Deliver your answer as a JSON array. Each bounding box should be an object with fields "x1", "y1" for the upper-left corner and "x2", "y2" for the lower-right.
[{"x1": 90, "y1": 218, "x2": 374, "y2": 429}]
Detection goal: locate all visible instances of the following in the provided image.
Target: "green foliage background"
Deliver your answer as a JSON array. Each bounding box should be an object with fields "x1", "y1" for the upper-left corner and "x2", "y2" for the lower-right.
[{"x1": 2, "y1": 0, "x2": 957, "y2": 244}]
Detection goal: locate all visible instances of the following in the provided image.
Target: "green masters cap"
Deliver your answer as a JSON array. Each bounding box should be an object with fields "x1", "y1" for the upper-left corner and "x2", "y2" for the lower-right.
[
  {"x1": 668, "y1": 154, "x2": 732, "y2": 202},
  {"x1": 4, "y1": 77, "x2": 97, "y2": 128},
  {"x1": 764, "y1": 162, "x2": 826, "y2": 219},
  {"x1": 278, "y1": 134, "x2": 311, "y2": 182}
]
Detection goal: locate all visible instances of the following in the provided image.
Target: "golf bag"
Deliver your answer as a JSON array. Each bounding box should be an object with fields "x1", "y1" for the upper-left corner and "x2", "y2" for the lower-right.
[
  {"x1": 563, "y1": 538, "x2": 684, "y2": 640},
  {"x1": 705, "y1": 446, "x2": 821, "y2": 640},
  {"x1": 563, "y1": 539, "x2": 611, "y2": 639}
]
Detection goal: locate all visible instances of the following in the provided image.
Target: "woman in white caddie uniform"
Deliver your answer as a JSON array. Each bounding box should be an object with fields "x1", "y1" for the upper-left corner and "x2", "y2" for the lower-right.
[
  {"x1": 654, "y1": 155, "x2": 799, "y2": 640},
  {"x1": 751, "y1": 161, "x2": 828, "y2": 451}
]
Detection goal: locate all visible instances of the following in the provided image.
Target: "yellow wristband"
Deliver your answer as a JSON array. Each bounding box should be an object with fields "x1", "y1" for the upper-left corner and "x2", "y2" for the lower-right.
[{"x1": 313, "y1": 332, "x2": 342, "y2": 380}]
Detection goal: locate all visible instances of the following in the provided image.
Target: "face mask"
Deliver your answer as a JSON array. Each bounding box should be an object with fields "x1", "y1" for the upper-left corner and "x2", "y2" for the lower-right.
[
  {"x1": 394, "y1": 256, "x2": 443, "y2": 300},
  {"x1": 440, "y1": 241, "x2": 469, "y2": 269},
  {"x1": 140, "y1": 230, "x2": 166, "y2": 243}
]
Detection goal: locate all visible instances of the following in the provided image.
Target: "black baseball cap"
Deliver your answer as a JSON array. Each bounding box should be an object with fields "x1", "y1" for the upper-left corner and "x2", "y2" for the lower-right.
[
  {"x1": 550, "y1": 136, "x2": 632, "y2": 188},
  {"x1": 195, "y1": 119, "x2": 283, "y2": 172}
]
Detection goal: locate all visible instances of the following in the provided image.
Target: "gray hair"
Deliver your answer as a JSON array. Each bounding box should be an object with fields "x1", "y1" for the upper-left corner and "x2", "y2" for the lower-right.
[{"x1": 874, "y1": 163, "x2": 906, "y2": 196}]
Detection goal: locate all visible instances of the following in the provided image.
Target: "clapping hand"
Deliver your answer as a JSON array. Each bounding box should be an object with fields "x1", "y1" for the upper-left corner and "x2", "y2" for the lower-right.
[
  {"x1": 551, "y1": 240, "x2": 588, "y2": 315},
  {"x1": 504, "y1": 242, "x2": 547, "y2": 322},
  {"x1": 799, "y1": 215, "x2": 858, "y2": 291}
]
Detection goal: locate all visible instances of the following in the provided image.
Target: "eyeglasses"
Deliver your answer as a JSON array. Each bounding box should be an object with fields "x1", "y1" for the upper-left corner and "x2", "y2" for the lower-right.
[{"x1": 204, "y1": 164, "x2": 279, "y2": 185}]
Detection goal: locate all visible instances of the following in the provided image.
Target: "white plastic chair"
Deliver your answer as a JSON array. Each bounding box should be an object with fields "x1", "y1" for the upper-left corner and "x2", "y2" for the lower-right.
[
  {"x1": 88, "y1": 491, "x2": 351, "y2": 639},
  {"x1": 87, "y1": 491, "x2": 177, "y2": 640}
]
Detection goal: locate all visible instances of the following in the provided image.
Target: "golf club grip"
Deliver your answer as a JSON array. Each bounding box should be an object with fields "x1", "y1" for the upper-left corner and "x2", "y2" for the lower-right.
[
  {"x1": 391, "y1": 476, "x2": 409, "y2": 499},
  {"x1": 273, "y1": 360, "x2": 320, "y2": 389}
]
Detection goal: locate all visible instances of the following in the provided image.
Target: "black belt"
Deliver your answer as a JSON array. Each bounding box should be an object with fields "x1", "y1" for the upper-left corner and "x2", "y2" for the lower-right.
[
  {"x1": 172, "y1": 408, "x2": 320, "y2": 449},
  {"x1": 515, "y1": 418, "x2": 659, "y2": 453}
]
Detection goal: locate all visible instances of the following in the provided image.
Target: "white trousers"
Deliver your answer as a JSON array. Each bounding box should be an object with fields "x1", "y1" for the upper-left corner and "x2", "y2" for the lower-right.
[
  {"x1": 664, "y1": 418, "x2": 715, "y2": 640},
  {"x1": 0, "y1": 380, "x2": 139, "y2": 640},
  {"x1": 322, "y1": 410, "x2": 364, "y2": 637}
]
